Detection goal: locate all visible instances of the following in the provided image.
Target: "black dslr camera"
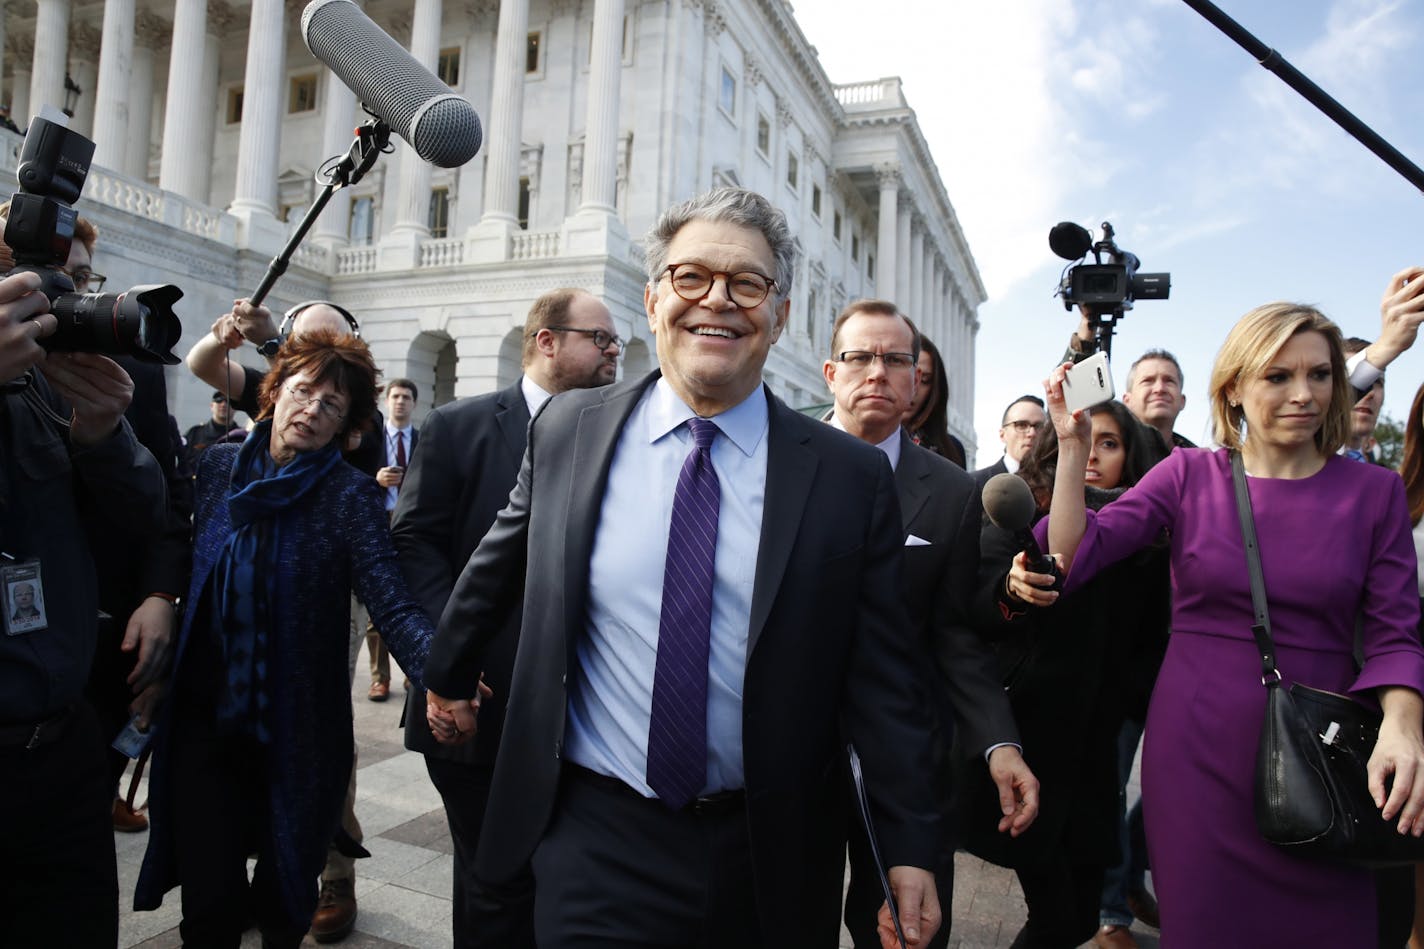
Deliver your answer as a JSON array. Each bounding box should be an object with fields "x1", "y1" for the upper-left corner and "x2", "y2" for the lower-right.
[
  {"x1": 1050, "y1": 220, "x2": 1169, "y2": 357},
  {"x1": 5, "y1": 114, "x2": 182, "y2": 364}
]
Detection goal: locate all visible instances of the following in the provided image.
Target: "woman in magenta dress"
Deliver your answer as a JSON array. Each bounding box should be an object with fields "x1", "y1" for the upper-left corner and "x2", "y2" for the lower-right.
[{"x1": 1031, "y1": 303, "x2": 1424, "y2": 947}]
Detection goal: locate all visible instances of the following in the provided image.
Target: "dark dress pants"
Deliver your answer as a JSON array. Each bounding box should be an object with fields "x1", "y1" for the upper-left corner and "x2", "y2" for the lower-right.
[
  {"x1": 424, "y1": 755, "x2": 536, "y2": 949},
  {"x1": 168, "y1": 691, "x2": 309, "y2": 949},
  {"x1": 0, "y1": 702, "x2": 117, "y2": 949},
  {"x1": 530, "y1": 766, "x2": 760, "y2": 949}
]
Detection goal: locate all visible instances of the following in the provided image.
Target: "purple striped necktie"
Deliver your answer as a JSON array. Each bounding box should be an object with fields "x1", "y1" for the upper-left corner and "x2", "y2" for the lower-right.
[{"x1": 646, "y1": 417, "x2": 720, "y2": 808}]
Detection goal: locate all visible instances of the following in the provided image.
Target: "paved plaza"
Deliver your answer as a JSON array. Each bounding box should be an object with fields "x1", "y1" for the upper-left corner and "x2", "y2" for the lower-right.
[{"x1": 115, "y1": 645, "x2": 1159, "y2": 949}]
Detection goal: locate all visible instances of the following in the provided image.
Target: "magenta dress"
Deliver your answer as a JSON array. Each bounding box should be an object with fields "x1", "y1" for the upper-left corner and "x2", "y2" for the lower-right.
[{"x1": 1039, "y1": 448, "x2": 1424, "y2": 947}]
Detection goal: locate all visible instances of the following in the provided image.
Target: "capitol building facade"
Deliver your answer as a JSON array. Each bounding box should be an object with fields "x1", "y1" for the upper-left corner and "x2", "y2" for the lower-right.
[{"x1": 0, "y1": 0, "x2": 984, "y2": 453}]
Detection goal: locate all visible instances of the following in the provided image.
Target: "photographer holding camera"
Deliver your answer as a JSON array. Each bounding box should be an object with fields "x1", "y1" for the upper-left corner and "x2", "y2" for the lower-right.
[{"x1": 0, "y1": 269, "x2": 167, "y2": 945}]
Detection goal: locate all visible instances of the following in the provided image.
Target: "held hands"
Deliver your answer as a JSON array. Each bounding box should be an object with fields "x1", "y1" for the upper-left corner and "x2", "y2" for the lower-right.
[
  {"x1": 427, "y1": 678, "x2": 494, "y2": 745},
  {"x1": 0, "y1": 271, "x2": 56, "y2": 384},
  {"x1": 1044, "y1": 363, "x2": 1090, "y2": 445},
  {"x1": 876, "y1": 867, "x2": 941, "y2": 949},
  {"x1": 1370, "y1": 688, "x2": 1424, "y2": 836},
  {"x1": 987, "y1": 745, "x2": 1041, "y2": 837}
]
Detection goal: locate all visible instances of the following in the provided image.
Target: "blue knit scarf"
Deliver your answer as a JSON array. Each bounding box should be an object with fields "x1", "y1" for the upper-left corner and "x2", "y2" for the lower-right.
[{"x1": 213, "y1": 420, "x2": 342, "y2": 743}]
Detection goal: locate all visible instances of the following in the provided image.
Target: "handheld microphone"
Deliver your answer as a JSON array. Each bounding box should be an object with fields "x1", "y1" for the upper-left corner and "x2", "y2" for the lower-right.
[
  {"x1": 301, "y1": 0, "x2": 482, "y2": 168},
  {"x1": 981, "y1": 473, "x2": 1061, "y2": 588}
]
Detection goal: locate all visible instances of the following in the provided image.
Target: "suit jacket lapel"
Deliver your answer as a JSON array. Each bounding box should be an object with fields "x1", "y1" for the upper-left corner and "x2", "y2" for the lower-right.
[
  {"x1": 895, "y1": 431, "x2": 932, "y2": 534},
  {"x1": 495, "y1": 380, "x2": 531, "y2": 462},
  {"x1": 562, "y1": 373, "x2": 660, "y2": 666},
  {"x1": 748, "y1": 393, "x2": 818, "y2": 656}
]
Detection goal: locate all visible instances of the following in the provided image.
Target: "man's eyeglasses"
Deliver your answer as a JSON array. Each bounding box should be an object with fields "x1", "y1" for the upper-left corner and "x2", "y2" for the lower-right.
[
  {"x1": 835, "y1": 351, "x2": 917, "y2": 372},
  {"x1": 542, "y1": 326, "x2": 624, "y2": 351},
  {"x1": 1003, "y1": 420, "x2": 1045, "y2": 433},
  {"x1": 662, "y1": 263, "x2": 776, "y2": 308},
  {"x1": 61, "y1": 268, "x2": 106, "y2": 292},
  {"x1": 284, "y1": 382, "x2": 346, "y2": 422}
]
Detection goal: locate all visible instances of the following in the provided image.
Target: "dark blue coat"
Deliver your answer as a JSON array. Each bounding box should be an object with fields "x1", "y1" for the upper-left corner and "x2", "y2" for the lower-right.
[{"x1": 135, "y1": 441, "x2": 435, "y2": 924}]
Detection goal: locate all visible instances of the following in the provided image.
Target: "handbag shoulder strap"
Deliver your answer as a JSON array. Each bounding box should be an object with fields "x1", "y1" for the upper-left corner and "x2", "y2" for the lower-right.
[{"x1": 1229, "y1": 450, "x2": 1281, "y2": 685}]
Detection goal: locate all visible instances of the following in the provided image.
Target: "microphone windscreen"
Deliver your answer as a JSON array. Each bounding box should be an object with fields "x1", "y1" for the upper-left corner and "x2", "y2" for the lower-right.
[
  {"x1": 1049, "y1": 221, "x2": 1093, "y2": 262},
  {"x1": 982, "y1": 473, "x2": 1039, "y2": 533},
  {"x1": 302, "y1": 0, "x2": 482, "y2": 168}
]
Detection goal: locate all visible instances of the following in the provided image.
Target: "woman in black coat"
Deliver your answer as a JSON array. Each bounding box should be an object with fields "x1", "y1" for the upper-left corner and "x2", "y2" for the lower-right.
[{"x1": 961, "y1": 400, "x2": 1170, "y2": 949}]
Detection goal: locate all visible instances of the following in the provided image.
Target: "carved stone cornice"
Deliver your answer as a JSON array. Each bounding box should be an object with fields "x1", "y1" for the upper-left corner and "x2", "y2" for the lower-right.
[
  {"x1": 69, "y1": 21, "x2": 102, "y2": 59},
  {"x1": 134, "y1": 9, "x2": 171, "y2": 48},
  {"x1": 207, "y1": 0, "x2": 237, "y2": 37}
]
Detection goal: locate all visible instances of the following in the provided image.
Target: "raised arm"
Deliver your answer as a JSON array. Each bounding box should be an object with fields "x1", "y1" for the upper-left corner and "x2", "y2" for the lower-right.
[
  {"x1": 186, "y1": 299, "x2": 280, "y2": 396},
  {"x1": 1044, "y1": 363, "x2": 1091, "y2": 573}
]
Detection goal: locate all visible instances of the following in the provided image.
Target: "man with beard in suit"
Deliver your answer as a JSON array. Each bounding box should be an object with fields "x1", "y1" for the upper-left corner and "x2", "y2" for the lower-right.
[
  {"x1": 423, "y1": 188, "x2": 943, "y2": 948},
  {"x1": 391, "y1": 287, "x2": 620, "y2": 947}
]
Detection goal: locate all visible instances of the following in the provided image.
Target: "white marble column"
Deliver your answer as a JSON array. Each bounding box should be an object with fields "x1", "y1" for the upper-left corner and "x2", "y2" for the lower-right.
[
  {"x1": 907, "y1": 220, "x2": 924, "y2": 323},
  {"x1": 125, "y1": 13, "x2": 162, "y2": 179},
  {"x1": 579, "y1": 0, "x2": 625, "y2": 214},
  {"x1": 895, "y1": 193, "x2": 912, "y2": 307},
  {"x1": 392, "y1": 0, "x2": 441, "y2": 234},
  {"x1": 919, "y1": 241, "x2": 934, "y2": 340},
  {"x1": 192, "y1": 2, "x2": 234, "y2": 202},
  {"x1": 479, "y1": 0, "x2": 528, "y2": 225},
  {"x1": 159, "y1": 0, "x2": 209, "y2": 200},
  {"x1": 875, "y1": 165, "x2": 898, "y2": 298},
  {"x1": 30, "y1": 0, "x2": 69, "y2": 116},
  {"x1": 11, "y1": 46, "x2": 30, "y2": 127},
  {"x1": 229, "y1": 0, "x2": 284, "y2": 217},
  {"x1": 313, "y1": 64, "x2": 358, "y2": 244},
  {"x1": 92, "y1": 1, "x2": 134, "y2": 168},
  {"x1": 69, "y1": 26, "x2": 99, "y2": 136}
]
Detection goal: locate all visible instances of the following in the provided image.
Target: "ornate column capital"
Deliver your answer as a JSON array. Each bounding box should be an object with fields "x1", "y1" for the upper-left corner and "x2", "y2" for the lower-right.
[
  {"x1": 465, "y1": 0, "x2": 499, "y2": 30},
  {"x1": 743, "y1": 52, "x2": 762, "y2": 89},
  {"x1": 704, "y1": 0, "x2": 725, "y2": 38},
  {"x1": 802, "y1": 139, "x2": 824, "y2": 169},
  {"x1": 775, "y1": 99, "x2": 793, "y2": 129},
  {"x1": 875, "y1": 163, "x2": 901, "y2": 189}
]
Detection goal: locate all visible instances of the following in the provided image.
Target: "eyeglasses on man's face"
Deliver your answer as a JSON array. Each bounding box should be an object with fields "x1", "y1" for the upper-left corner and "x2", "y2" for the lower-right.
[
  {"x1": 284, "y1": 382, "x2": 346, "y2": 422},
  {"x1": 835, "y1": 351, "x2": 917, "y2": 372},
  {"x1": 1003, "y1": 419, "x2": 1045, "y2": 433},
  {"x1": 542, "y1": 326, "x2": 624, "y2": 351},
  {"x1": 662, "y1": 263, "x2": 776, "y2": 309},
  {"x1": 61, "y1": 267, "x2": 106, "y2": 292}
]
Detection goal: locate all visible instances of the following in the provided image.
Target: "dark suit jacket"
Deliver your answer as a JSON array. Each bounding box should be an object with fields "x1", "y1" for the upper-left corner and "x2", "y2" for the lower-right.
[
  {"x1": 423, "y1": 372, "x2": 939, "y2": 944},
  {"x1": 896, "y1": 433, "x2": 1018, "y2": 763},
  {"x1": 392, "y1": 381, "x2": 528, "y2": 764},
  {"x1": 971, "y1": 455, "x2": 1008, "y2": 489}
]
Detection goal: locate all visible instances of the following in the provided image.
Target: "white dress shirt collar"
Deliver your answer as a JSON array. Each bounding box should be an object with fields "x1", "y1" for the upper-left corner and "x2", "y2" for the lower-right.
[
  {"x1": 521, "y1": 375, "x2": 554, "y2": 416},
  {"x1": 826, "y1": 413, "x2": 902, "y2": 471}
]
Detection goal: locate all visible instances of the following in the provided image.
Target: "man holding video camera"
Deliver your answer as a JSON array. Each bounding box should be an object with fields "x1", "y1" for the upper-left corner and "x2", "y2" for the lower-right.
[{"x1": 0, "y1": 270, "x2": 166, "y2": 945}]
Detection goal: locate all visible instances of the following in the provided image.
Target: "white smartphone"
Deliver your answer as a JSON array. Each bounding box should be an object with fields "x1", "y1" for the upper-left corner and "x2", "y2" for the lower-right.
[{"x1": 1063, "y1": 350, "x2": 1115, "y2": 414}]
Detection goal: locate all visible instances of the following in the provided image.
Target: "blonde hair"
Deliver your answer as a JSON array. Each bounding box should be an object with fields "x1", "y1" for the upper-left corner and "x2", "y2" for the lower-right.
[{"x1": 1208, "y1": 302, "x2": 1350, "y2": 455}]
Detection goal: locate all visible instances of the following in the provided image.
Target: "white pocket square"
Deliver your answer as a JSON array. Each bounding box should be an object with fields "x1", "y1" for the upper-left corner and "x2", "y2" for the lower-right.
[{"x1": 905, "y1": 534, "x2": 931, "y2": 547}]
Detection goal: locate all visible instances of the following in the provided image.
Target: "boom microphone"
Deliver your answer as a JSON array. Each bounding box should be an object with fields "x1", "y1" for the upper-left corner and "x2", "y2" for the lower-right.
[
  {"x1": 981, "y1": 473, "x2": 1060, "y2": 584},
  {"x1": 1049, "y1": 221, "x2": 1093, "y2": 262},
  {"x1": 301, "y1": 0, "x2": 482, "y2": 168}
]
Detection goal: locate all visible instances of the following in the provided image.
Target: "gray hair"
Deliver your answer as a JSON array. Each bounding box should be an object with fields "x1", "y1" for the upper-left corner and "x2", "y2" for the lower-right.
[{"x1": 643, "y1": 188, "x2": 797, "y2": 304}]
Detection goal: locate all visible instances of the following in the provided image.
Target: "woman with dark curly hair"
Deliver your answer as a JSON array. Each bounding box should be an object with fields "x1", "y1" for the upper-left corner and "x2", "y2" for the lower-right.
[
  {"x1": 135, "y1": 331, "x2": 439, "y2": 947},
  {"x1": 965, "y1": 400, "x2": 1170, "y2": 948}
]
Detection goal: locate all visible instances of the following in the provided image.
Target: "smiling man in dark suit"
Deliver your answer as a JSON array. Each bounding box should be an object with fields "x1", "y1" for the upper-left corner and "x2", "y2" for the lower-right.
[
  {"x1": 390, "y1": 287, "x2": 620, "y2": 948},
  {"x1": 823, "y1": 300, "x2": 1040, "y2": 948},
  {"x1": 423, "y1": 188, "x2": 942, "y2": 948}
]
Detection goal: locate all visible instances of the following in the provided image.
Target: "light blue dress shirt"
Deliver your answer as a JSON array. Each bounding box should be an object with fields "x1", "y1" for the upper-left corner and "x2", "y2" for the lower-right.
[{"x1": 565, "y1": 378, "x2": 769, "y2": 796}]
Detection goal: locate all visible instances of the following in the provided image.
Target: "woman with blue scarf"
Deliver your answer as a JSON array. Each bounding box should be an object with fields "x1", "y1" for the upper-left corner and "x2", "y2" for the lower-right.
[{"x1": 135, "y1": 331, "x2": 437, "y2": 947}]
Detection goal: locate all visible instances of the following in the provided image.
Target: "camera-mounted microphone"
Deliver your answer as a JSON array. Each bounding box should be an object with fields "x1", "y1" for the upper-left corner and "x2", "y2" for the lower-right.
[{"x1": 1049, "y1": 220, "x2": 1170, "y2": 358}]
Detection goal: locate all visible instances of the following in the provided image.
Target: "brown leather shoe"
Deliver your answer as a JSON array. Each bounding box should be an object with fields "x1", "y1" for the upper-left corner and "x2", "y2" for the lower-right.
[
  {"x1": 112, "y1": 797, "x2": 148, "y2": 833},
  {"x1": 310, "y1": 878, "x2": 357, "y2": 943},
  {"x1": 367, "y1": 680, "x2": 389, "y2": 702},
  {"x1": 1127, "y1": 886, "x2": 1160, "y2": 929},
  {"x1": 1092, "y1": 924, "x2": 1139, "y2": 949}
]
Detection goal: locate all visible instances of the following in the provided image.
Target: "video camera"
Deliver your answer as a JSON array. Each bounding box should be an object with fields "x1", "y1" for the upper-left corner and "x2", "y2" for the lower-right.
[
  {"x1": 5, "y1": 111, "x2": 182, "y2": 364},
  {"x1": 1050, "y1": 220, "x2": 1169, "y2": 357}
]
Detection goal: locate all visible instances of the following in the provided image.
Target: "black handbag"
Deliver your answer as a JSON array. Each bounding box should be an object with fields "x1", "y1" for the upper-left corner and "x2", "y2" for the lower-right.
[{"x1": 1231, "y1": 451, "x2": 1424, "y2": 866}]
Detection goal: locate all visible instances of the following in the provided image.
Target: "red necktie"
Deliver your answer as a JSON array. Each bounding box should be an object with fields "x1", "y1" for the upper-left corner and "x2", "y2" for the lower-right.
[{"x1": 395, "y1": 430, "x2": 407, "y2": 467}]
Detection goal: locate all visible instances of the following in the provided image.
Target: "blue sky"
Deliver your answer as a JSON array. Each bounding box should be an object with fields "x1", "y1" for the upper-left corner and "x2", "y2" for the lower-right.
[{"x1": 796, "y1": 0, "x2": 1424, "y2": 461}]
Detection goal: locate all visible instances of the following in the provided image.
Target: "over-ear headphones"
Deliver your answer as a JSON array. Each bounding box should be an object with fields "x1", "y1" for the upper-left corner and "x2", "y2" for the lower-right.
[{"x1": 278, "y1": 300, "x2": 361, "y2": 339}]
